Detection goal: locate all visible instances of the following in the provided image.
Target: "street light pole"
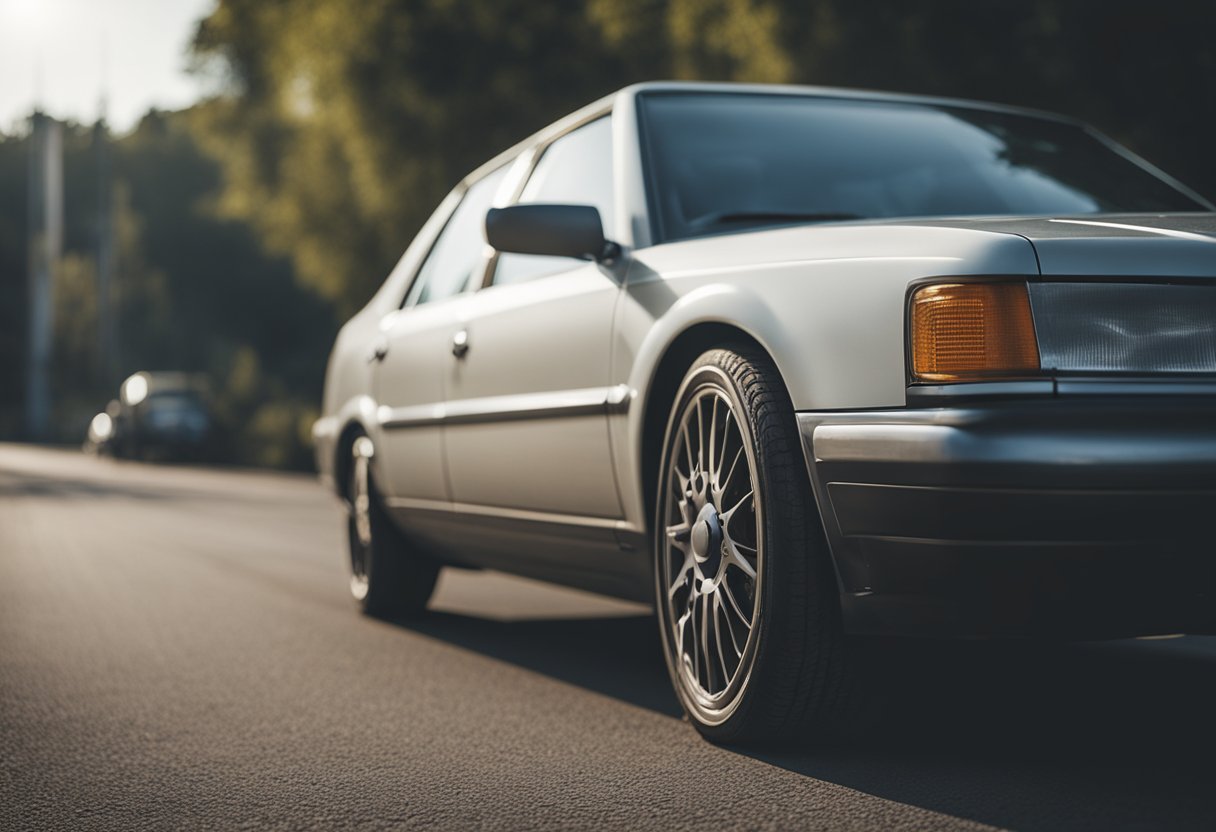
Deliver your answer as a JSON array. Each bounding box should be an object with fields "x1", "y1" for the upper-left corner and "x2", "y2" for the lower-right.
[
  {"x1": 95, "y1": 115, "x2": 115, "y2": 388},
  {"x1": 26, "y1": 112, "x2": 63, "y2": 441}
]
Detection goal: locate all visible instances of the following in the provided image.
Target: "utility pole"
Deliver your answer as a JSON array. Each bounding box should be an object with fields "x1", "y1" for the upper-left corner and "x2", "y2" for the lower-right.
[
  {"x1": 95, "y1": 35, "x2": 116, "y2": 387},
  {"x1": 95, "y1": 114, "x2": 115, "y2": 387},
  {"x1": 26, "y1": 111, "x2": 63, "y2": 440}
]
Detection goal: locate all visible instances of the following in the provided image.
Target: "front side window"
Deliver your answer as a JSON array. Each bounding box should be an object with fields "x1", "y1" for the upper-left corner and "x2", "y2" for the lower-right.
[
  {"x1": 405, "y1": 166, "x2": 507, "y2": 306},
  {"x1": 640, "y1": 93, "x2": 1208, "y2": 243},
  {"x1": 492, "y1": 116, "x2": 615, "y2": 287}
]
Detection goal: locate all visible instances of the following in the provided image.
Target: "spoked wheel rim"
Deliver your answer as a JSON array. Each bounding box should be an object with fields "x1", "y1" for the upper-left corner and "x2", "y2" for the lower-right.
[
  {"x1": 347, "y1": 436, "x2": 374, "y2": 601},
  {"x1": 659, "y1": 374, "x2": 763, "y2": 718}
]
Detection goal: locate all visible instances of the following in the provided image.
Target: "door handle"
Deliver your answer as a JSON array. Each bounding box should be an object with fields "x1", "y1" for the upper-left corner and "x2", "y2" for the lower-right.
[
  {"x1": 452, "y1": 329, "x2": 470, "y2": 359},
  {"x1": 369, "y1": 337, "x2": 389, "y2": 363}
]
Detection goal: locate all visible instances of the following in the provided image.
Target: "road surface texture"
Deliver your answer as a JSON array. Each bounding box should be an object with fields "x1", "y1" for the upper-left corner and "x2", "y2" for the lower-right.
[{"x1": 2, "y1": 444, "x2": 1215, "y2": 831}]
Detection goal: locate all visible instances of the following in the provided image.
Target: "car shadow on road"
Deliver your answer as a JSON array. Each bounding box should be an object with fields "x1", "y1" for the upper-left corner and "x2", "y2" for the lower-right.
[
  {"x1": 400, "y1": 611, "x2": 684, "y2": 718},
  {"x1": 765, "y1": 634, "x2": 1216, "y2": 830},
  {"x1": 396, "y1": 610, "x2": 1216, "y2": 830}
]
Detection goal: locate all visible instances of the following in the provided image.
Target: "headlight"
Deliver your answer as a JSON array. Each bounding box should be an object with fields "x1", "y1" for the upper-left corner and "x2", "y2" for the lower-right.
[
  {"x1": 1029, "y1": 282, "x2": 1216, "y2": 374},
  {"x1": 121, "y1": 373, "x2": 149, "y2": 406},
  {"x1": 90, "y1": 412, "x2": 113, "y2": 440}
]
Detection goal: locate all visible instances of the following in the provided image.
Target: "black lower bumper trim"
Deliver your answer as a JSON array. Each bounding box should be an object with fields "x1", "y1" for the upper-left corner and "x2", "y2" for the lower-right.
[{"x1": 798, "y1": 400, "x2": 1216, "y2": 638}]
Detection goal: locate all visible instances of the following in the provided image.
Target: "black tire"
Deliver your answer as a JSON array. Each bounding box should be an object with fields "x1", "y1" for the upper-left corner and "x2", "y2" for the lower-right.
[
  {"x1": 346, "y1": 434, "x2": 439, "y2": 619},
  {"x1": 654, "y1": 347, "x2": 854, "y2": 744}
]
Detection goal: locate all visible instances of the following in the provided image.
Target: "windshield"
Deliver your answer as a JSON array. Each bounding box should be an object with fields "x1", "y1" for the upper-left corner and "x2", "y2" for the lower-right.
[{"x1": 639, "y1": 93, "x2": 1208, "y2": 242}]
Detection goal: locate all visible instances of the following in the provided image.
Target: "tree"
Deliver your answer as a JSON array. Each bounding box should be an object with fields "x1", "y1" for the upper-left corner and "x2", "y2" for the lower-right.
[{"x1": 191, "y1": 0, "x2": 645, "y2": 317}]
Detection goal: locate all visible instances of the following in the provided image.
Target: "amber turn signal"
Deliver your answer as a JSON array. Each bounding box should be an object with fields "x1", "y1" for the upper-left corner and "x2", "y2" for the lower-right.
[{"x1": 910, "y1": 283, "x2": 1040, "y2": 382}]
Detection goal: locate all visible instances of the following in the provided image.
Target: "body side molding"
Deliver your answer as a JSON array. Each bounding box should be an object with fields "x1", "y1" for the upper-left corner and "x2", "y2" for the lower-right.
[{"x1": 377, "y1": 384, "x2": 633, "y2": 429}]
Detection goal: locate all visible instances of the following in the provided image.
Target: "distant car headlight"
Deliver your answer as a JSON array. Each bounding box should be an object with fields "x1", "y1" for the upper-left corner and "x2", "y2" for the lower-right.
[
  {"x1": 122, "y1": 373, "x2": 149, "y2": 406},
  {"x1": 90, "y1": 412, "x2": 113, "y2": 440},
  {"x1": 909, "y1": 282, "x2": 1040, "y2": 382}
]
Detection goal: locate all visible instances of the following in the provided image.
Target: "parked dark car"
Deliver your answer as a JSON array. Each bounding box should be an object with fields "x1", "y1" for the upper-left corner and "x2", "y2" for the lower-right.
[{"x1": 87, "y1": 372, "x2": 212, "y2": 461}]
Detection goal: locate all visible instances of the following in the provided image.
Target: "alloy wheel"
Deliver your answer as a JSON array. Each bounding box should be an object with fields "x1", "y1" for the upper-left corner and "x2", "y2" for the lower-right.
[
  {"x1": 659, "y1": 378, "x2": 763, "y2": 714},
  {"x1": 347, "y1": 436, "x2": 375, "y2": 601}
]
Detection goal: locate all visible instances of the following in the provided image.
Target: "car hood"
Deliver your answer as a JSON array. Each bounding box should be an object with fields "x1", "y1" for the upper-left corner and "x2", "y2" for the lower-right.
[{"x1": 897, "y1": 213, "x2": 1216, "y2": 276}]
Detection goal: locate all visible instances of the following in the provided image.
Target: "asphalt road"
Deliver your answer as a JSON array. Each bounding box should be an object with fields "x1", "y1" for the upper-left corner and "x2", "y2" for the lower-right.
[{"x1": 2, "y1": 444, "x2": 1215, "y2": 831}]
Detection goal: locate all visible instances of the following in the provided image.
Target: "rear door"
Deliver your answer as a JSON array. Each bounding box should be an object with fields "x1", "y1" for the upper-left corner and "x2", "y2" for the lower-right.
[{"x1": 373, "y1": 166, "x2": 507, "y2": 511}]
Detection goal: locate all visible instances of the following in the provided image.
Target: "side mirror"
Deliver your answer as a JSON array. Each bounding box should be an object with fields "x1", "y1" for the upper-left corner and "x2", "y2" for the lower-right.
[{"x1": 485, "y1": 204, "x2": 619, "y2": 262}]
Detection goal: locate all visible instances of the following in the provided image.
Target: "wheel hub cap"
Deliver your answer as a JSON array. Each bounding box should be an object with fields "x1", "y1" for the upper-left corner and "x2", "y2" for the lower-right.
[{"x1": 691, "y1": 504, "x2": 722, "y2": 572}]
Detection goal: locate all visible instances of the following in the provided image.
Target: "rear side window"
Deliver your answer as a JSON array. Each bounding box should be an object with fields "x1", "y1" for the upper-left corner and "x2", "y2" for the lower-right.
[
  {"x1": 492, "y1": 117, "x2": 614, "y2": 287},
  {"x1": 405, "y1": 166, "x2": 507, "y2": 306}
]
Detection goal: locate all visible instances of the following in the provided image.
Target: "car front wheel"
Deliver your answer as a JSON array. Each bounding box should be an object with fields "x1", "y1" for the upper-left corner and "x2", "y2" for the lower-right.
[
  {"x1": 655, "y1": 347, "x2": 855, "y2": 744},
  {"x1": 347, "y1": 435, "x2": 439, "y2": 619}
]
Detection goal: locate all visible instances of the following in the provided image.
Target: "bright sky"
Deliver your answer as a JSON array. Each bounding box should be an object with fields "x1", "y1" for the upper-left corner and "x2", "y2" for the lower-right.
[{"x1": 0, "y1": 0, "x2": 217, "y2": 134}]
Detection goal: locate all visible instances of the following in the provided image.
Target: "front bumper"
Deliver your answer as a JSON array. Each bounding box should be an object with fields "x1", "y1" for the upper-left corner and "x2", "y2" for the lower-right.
[{"x1": 799, "y1": 400, "x2": 1216, "y2": 639}]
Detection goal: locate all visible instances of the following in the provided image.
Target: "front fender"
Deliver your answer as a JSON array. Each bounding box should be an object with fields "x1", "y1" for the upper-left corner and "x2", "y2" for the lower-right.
[{"x1": 612, "y1": 278, "x2": 804, "y2": 531}]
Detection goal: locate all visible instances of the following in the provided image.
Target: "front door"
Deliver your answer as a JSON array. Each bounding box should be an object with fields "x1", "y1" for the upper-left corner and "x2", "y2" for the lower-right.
[
  {"x1": 442, "y1": 264, "x2": 623, "y2": 520},
  {"x1": 438, "y1": 116, "x2": 646, "y2": 597}
]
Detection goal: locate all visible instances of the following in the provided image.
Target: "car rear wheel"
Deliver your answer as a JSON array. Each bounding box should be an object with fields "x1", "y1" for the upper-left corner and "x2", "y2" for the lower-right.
[
  {"x1": 347, "y1": 435, "x2": 439, "y2": 619},
  {"x1": 655, "y1": 347, "x2": 855, "y2": 744}
]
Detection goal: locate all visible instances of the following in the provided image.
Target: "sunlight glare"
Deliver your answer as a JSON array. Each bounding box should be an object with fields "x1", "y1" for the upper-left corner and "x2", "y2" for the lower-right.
[{"x1": 1, "y1": 0, "x2": 46, "y2": 26}]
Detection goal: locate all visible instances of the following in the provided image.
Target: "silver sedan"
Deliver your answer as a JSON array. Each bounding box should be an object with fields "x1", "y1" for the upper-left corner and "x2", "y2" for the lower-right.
[{"x1": 314, "y1": 82, "x2": 1216, "y2": 744}]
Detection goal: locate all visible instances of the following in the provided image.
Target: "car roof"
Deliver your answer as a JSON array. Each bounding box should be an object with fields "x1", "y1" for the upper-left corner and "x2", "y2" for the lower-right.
[
  {"x1": 626, "y1": 81, "x2": 1079, "y2": 122},
  {"x1": 459, "y1": 81, "x2": 1082, "y2": 190}
]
